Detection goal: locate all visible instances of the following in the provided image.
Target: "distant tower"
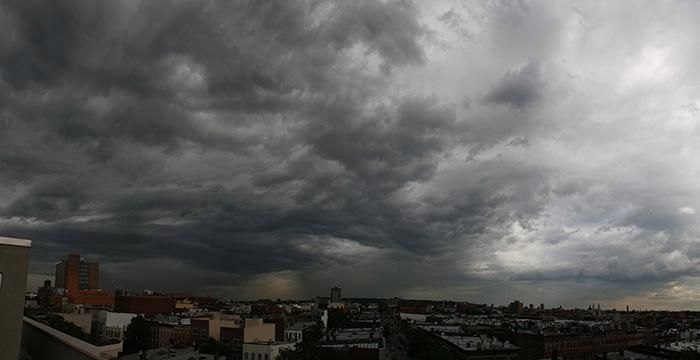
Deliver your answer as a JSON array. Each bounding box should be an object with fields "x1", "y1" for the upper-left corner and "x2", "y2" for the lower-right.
[
  {"x1": 55, "y1": 252, "x2": 99, "y2": 293},
  {"x1": 330, "y1": 286, "x2": 342, "y2": 302}
]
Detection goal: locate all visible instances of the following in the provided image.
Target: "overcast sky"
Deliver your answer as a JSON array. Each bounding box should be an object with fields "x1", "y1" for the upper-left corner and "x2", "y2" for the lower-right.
[{"x1": 3, "y1": 0, "x2": 700, "y2": 309}]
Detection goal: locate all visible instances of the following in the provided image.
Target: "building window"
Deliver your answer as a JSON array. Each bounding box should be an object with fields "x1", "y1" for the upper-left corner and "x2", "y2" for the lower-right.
[
  {"x1": 264, "y1": 355, "x2": 268, "y2": 360},
  {"x1": 244, "y1": 353, "x2": 248, "y2": 360}
]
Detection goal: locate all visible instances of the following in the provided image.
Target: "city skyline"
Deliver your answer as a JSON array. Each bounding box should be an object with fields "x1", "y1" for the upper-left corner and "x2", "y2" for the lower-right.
[{"x1": 3, "y1": 1, "x2": 700, "y2": 310}]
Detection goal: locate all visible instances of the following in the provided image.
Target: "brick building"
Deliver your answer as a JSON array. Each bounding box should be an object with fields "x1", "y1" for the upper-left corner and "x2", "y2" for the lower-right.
[
  {"x1": 114, "y1": 292, "x2": 175, "y2": 315},
  {"x1": 55, "y1": 252, "x2": 99, "y2": 292}
]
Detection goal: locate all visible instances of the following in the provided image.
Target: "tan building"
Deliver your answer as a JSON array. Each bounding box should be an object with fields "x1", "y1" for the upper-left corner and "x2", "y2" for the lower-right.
[
  {"x1": 191, "y1": 314, "x2": 275, "y2": 343},
  {"x1": 148, "y1": 322, "x2": 192, "y2": 349},
  {"x1": 191, "y1": 313, "x2": 276, "y2": 360},
  {"x1": 243, "y1": 319, "x2": 276, "y2": 343},
  {"x1": 175, "y1": 299, "x2": 194, "y2": 310},
  {"x1": 0, "y1": 236, "x2": 32, "y2": 360},
  {"x1": 243, "y1": 342, "x2": 295, "y2": 360},
  {"x1": 191, "y1": 312, "x2": 242, "y2": 341}
]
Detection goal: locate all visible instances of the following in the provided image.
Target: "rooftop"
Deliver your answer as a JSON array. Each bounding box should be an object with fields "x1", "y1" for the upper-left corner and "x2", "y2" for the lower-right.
[
  {"x1": 117, "y1": 347, "x2": 202, "y2": 360},
  {"x1": 319, "y1": 343, "x2": 380, "y2": 349},
  {"x1": 23, "y1": 317, "x2": 122, "y2": 359},
  {"x1": 287, "y1": 322, "x2": 316, "y2": 331},
  {"x1": 0, "y1": 236, "x2": 32, "y2": 248},
  {"x1": 439, "y1": 335, "x2": 518, "y2": 352},
  {"x1": 321, "y1": 328, "x2": 383, "y2": 345},
  {"x1": 245, "y1": 341, "x2": 296, "y2": 346},
  {"x1": 418, "y1": 325, "x2": 464, "y2": 334}
]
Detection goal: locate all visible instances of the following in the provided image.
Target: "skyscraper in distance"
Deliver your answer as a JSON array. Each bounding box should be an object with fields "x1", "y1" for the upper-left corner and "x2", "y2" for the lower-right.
[
  {"x1": 55, "y1": 252, "x2": 99, "y2": 293},
  {"x1": 330, "y1": 286, "x2": 342, "y2": 302}
]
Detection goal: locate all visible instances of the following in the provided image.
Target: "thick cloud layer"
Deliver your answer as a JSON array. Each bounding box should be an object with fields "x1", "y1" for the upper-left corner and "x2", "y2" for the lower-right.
[{"x1": 3, "y1": 0, "x2": 700, "y2": 309}]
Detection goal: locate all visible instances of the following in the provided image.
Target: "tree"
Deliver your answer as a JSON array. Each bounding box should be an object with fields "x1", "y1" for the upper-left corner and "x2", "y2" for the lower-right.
[
  {"x1": 43, "y1": 314, "x2": 90, "y2": 342},
  {"x1": 123, "y1": 315, "x2": 150, "y2": 354},
  {"x1": 327, "y1": 309, "x2": 349, "y2": 329}
]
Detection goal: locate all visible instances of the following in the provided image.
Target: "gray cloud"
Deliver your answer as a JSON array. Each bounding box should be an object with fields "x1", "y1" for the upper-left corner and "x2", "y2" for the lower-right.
[
  {"x1": 3, "y1": 0, "x2": 700, "y2": 309},
  {"x1": 484, "y1": 60, "x2": 544, "y2": 109}
]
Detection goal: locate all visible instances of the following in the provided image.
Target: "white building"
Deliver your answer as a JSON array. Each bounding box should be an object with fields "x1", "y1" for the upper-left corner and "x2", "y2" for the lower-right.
[
  {"x1": 298, "y1": 303, "x2": 314, "y2": 312},
  {"x1": 243, "y1": 341, "x2": 295, "y2": 360},
  {"x1": 96, "y1": 311, "x2": 138, "y2": 341},
  {"x1": 284, "y1": 322, "x2": 315, "y2": 343},
  {"x1": 327, "y1": 302, "x2": 347, "y2": 310},
  {"x1": 321, "y1": 310, "x2": 328, "y2": 329},
  {"x1": 399, "y1": 312, "x2": 427, "y2": 323}
]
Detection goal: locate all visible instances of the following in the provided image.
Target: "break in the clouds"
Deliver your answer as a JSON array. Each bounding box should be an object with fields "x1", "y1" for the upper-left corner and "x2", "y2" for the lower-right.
[{"x1": 3, "y1": 0, "x2": 700, "y2": 310}]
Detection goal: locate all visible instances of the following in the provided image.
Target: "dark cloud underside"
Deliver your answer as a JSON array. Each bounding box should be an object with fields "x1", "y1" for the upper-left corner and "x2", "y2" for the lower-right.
[{"x1": 3, "y1": 0, "x2": 700, "y2": 308}]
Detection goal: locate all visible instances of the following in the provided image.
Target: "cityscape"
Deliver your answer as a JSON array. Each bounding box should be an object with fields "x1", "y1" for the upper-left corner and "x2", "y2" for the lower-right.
[
  {"x1": 4, "y1": 0, "x2": 700, "y2": 360},
  {"x1": 3, "y1": 243, "x2": 700, "y2": 359}
]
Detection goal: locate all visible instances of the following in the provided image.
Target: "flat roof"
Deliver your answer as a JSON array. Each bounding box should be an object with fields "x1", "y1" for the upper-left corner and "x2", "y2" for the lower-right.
[
  {"x1": 245, "y1": 341, "x2": 296, "y2": 346},
  {"x1": 439, "y1": 335, "x2": 519, "y2": 351},
  {"x1": 23, "y1": 317, "x2": 122, "y2": 359},
  {"x1": 0, "y1": 236, "x2": 32, "y2": 248},
  {"x1": 319, "y1": 343, "x2": 380, "y2": 349}
]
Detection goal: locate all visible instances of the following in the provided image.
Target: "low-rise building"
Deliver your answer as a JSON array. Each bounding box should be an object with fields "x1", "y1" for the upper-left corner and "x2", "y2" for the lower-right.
[
  {"x1": 264, "y1": 316, "x2": 286, "y2": 341},
  {"x1": 191, "y1": 313, "x2": 276, "y2": 360},
  {"x1": 191, "y1": 312, "x2": 242, "y2": 342},
  {"x1": 285, "y1": 322, "x2": 316, "y2": 343},
  {"x1": 399, "y1": 312, "x2": 427, "y2": 323},
  {"x1": 175, "y1": 299, "x2": 194, "y2": 311},
  {"x1": 510, "y1": 330, "x2": 656, "y2": 360},
  {"x1": 328, "y1": 302, "x2": 348, "y2": 311},
  {"x1": 243, "y1": 319, "x2": 276, "y2": 343},
  {"x1": 114, "y1": 291, "x2": 175, "y2": 315},
  {"x1": 318, "y1": 327, "x2": 385, "y2": 360},
  {"x1": 95, "y1": 311, "x2": 138, "y2": 342},
  {"x1": 147, "y1": 321, "x2": 192, "y2": 349},
  {"x1": 243, "y1": 341, "x2": 295, "y2": 360},
  {"x1": 69, "y1": 289, "x2": 115, "y2": 309},
  {"x1": 25, "y1": 292, "x2": 39, "y2": 309}
]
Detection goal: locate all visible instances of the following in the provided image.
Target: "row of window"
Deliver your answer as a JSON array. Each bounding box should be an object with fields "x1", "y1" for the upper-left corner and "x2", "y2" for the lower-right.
[
  {"x1": 285, "y1": 332, "x2": 301, "y2": 341},
  {"x1": 243, "y1": 353, "x2": 269, "y2": 360}
]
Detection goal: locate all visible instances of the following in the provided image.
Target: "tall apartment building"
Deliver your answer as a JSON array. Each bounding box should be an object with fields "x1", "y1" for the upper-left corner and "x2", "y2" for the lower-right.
[
  {"x1": 0, "y1": 236, "x2": 32, "y2": 360},
  {"x1": 330, "y1": 286, "x2": 342, "y2": 303},
  {"x1": 55, "y1": 252, "x2": 99, "y2": 292}
]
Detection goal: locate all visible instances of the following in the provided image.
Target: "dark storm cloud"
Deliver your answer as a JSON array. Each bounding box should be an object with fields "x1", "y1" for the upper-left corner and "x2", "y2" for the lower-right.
[
  {"x1": 0, "y1": 0, "x2": 457, "y2": 296},
  {"x1": 484, "y1": 60, "x2": 544, "y2": 109},
  {"x1": 4, "y1": 0, "x2": 700, "y2": 307}
]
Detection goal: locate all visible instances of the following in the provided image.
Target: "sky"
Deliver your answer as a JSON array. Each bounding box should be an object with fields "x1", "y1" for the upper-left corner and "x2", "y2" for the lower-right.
[{"x1": 2, "y1": 0, "x2": 700, "y2": 310}]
